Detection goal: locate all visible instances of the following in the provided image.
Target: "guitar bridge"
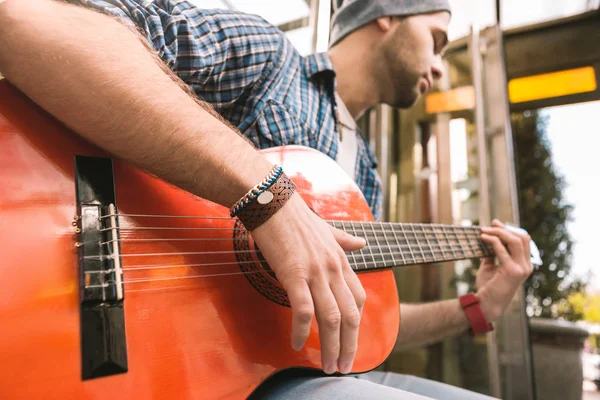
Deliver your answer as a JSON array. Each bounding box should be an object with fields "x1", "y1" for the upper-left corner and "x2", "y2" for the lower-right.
[{"x1": 75, "y1": 156, "x2": 128, "y2": 380}]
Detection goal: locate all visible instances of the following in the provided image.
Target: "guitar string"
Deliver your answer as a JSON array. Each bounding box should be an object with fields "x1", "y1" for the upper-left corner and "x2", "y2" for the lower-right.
[
  {"x1": 99, "y1": 212, "x2": 487, "y2": 229},
  {"x1": 101, "y1": 233, "x2": 484, "y2": 245},
  {"x1": 114, "y1": 252, "x2": 490, "y2": 285},
  {"x1": 88, "y1": 247, "x2": 492, "y2": 287},
  {"x1": 118, "y1": 251, "x2": 490, "y2": 273},
  {"x1": 98, "y1": 225, "x2": 481, "y2": 239},
  {"x1": 97, "y1": 212, "x2": 484, "y2": 231},
  {"x1": 83, "y1": 241, "x2": 492, "y2": 260}
]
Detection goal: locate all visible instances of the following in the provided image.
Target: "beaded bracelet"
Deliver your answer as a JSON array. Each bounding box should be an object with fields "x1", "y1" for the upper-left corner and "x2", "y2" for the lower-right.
[{"x1": 230, "y1": 165, "x2": 283, "y2": 218}]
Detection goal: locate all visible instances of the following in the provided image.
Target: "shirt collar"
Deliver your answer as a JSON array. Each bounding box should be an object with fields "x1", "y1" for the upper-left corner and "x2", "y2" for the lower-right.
[{"x1": 303, "y1": 52, "x2": 335, "y2": 80}]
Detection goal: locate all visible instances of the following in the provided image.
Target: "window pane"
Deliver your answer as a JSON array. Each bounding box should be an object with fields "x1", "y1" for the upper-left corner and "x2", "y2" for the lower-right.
[
  {"x1": 447, "y1": 0, "x2": 599, "y2": 40},
  {"x1": 285, "y1": 27, "x2": 313, "y2": 56},
  {"x1": 187, "y1": 0, "x2": 229, "y2": 10},
  {"x1": 228, "y1": 0, "x2": 310, "y2": 26},
  {"x1": 502, "y1": 0, "x2": 597, "y2": 30},
  {"x1": 447, "y1": 0, "x2": 496, "y2": 40}
]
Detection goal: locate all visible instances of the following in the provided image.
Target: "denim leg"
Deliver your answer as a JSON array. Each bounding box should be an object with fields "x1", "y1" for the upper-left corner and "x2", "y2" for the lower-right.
[
  {"x1": 251, "y1": 373, "x2": 435, "y2": 400},
  {"x1": 357, "y1": 371, "x2": 499, "y2": 400}
]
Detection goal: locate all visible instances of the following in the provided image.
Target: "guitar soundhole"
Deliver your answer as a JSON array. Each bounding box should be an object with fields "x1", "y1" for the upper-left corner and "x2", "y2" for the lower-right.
[{"x1": 232, "y1": 219, "x2": 290, "y2": 307}]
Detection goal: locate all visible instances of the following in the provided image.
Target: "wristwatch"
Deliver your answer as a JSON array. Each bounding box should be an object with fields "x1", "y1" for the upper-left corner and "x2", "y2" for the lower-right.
[{"x1": 459, "y1": 293, "x2": 494, "y2": 335}]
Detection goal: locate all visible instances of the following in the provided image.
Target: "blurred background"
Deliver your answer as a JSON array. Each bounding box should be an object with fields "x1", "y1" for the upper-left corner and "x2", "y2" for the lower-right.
[{"x1": 200, "y1": 1, "x2": 599, "y2": 399}]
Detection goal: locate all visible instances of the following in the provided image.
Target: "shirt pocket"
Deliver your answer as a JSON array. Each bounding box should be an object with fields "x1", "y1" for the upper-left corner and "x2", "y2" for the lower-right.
[{"x1": 253, "y1": 100, "x2": 318, "y2": 149}]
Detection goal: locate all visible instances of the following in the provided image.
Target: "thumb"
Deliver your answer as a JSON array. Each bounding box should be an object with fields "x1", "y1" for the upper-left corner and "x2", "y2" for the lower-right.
[{"x1": 330, "y1": 225, "x2": 366, "y2": 251}]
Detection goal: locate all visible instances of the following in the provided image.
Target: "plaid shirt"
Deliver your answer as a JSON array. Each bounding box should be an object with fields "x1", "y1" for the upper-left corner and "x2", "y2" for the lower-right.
[{"x1": 71, "y1": 0, "x2": 383, "y2": 220}]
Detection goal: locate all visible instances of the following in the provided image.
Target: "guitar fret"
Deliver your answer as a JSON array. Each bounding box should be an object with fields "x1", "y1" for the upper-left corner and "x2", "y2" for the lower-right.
[
  {"x1": 409, "y1": 224, "x2": 426, "y2": 263},
  {"x1": 381, "y1": 222, "x2": 397, "y2": 267},
  {"x1": 433, "y1": 225, "x2": 446, "y2": 261},
  {"x1": 337, "y1": 221, "x2": 359, "y2": 269},
  {"x1": 420, "y1": 223, "x2": 436, "y2": 263},
  {"x1": 442, "y1": 225, "x2": 457, "y2": 260},
  {"x1": 389, "y1": 223, "x2": 406, "y2": 266},
  {"x1": 467, "y1": 228, "x2": 479, "y2": 258},
  {"x1": 476, "y1": 228, "x2": 491, "y2": 257},
  {"x1": 399, "y1": 223, "x2": 415, "y2": 264},
  {"x1": 370, "y1": 222, "x2": 385, "y2": 268},
  {"x1": 443, "y1": 226, "x2": 454, "y2": 259},
  {"x1": 453, "y1": 226, "x2": 466, "y2": 258},
  {"x1": 360, "y1": 221, "x2": 377, "y2": 269},
  {"x1": 350, "y1": 221, "x2": 367, "y2": 270}
]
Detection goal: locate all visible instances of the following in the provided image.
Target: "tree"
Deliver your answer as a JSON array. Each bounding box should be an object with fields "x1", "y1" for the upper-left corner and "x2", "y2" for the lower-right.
[
  {"x1": 511, "y1": 110, "x2": 585, "y2": 320},
  {"x1": 563, "y1": 292, "x2": 600, "y2": 323}
]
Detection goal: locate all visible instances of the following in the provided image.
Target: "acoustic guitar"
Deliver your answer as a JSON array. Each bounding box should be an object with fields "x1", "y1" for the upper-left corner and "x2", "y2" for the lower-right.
[{"x1": 0, "y1": 80, "x2": 518, "y2": 399}]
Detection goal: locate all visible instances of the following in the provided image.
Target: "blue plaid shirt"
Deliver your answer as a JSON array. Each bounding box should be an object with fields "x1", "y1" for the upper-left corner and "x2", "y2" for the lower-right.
[{"x1": 71, "y1": 0, "x2": 383, "y2": 220}]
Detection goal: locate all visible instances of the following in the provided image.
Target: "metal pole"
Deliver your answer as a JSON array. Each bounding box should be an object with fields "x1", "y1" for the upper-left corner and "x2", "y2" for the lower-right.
[
  {"x1": 496, "y1": 0, "x2": 501, "y2": 25},
  {"x1": 309, "y1": 0, "x2": 320, "y2": 53},
  {"x1": 482, "y1": 24, "x2": 536, "y2": 400},
  {"x1": 470, "y1": 25, "x2": 502, "y2": 399}
]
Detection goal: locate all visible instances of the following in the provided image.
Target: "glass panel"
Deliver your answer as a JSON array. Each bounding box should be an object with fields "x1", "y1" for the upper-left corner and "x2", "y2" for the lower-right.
[
  {"x1": 228, "y1": 0, "x2": 310, "y2": 26},
  {"x1": 187, "y1": 0, "x2": 229, "y2": 10},
  {"x1": 447, "y1": 0, "x2": 600, "y2": 40},
  {"x1": 541, "y1": 102, "x2": 599, "y2": 291},
  {"x1": 285, "y1": 27, "x2": 313, "y2": 56},
  {"x1": 447, "y1": 0, "x2": 496, "y2": 40},
  {"x1": 501, "y1": 0, "x2": 598, "y2": 30},
  {"x1": 511, "y1": 102, "x2": 599, "y2": 321}
]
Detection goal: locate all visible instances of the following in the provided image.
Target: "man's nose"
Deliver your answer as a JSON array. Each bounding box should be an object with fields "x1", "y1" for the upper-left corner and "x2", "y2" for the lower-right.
[{"x1": 431, "y1": 54, "x2": 444, "y2": 81}]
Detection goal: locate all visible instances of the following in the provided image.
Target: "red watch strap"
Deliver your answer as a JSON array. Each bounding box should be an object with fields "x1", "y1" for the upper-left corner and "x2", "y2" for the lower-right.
[{"x1": 460, "y1": 293, "x2": 494, "y2": 335}]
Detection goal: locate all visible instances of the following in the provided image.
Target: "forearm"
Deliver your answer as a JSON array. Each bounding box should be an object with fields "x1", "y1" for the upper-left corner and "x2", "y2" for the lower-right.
[
  {"x1": 0, "y1": 0, "x2": 271, "y2": 207},
  {"x1": 395, "y1": 300, "x2": 470, "y2": 350}
]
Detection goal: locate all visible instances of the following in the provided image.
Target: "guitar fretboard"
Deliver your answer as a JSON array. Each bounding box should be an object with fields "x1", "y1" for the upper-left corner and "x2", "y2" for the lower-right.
[{"x1": 329, "y1": 221, "x2": 493, "y2": 271}]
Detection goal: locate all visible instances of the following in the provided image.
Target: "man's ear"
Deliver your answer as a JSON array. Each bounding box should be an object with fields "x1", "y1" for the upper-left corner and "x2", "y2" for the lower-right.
[{"x1": 375, "y1": 17, "x2": 393, "y2": 33}]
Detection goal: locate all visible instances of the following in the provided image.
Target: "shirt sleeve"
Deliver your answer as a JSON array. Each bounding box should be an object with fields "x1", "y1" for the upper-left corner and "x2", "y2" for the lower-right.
[{"x1": 68, "y1": 0, "x2": 284, "y2": 108}]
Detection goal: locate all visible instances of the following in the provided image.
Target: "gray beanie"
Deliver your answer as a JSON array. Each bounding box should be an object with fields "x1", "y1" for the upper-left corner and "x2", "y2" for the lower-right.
[{"x1": 329, "y1": 0, "x2": 451, "y2": 47}]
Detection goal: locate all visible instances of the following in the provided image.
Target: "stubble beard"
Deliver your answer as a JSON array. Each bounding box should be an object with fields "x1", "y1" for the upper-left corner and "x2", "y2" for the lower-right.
[{"x1": 380, "y1": 37, "x2": 422, "y2": 109}]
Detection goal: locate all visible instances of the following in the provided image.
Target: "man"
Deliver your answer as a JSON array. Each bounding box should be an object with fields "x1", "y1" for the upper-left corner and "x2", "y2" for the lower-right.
[{"x1": 0, "y1": 0, "x2": 533, "y2": 398}]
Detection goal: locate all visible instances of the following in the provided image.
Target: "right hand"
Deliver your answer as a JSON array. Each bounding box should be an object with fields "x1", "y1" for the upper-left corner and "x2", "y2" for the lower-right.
[{"x1": 250, "y1": 193, "x2": 367, "y2": 375}]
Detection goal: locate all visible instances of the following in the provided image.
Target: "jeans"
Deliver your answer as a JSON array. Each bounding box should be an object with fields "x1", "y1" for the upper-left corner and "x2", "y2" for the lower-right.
[{"x1": 250, "y1": 370, "x2": 499, "y2": 400}]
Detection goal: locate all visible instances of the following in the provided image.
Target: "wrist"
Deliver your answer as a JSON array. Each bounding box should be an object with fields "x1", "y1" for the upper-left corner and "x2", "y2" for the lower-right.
[
  {"x1": 474, "y1": 288, "x2": 502, "y2": 323},
  {"x1": 234, "y1": 169, "x2": 296, "y2": 231},
  {"x1": 225, "y1": 158, "x2": 274, "y2": 208}
]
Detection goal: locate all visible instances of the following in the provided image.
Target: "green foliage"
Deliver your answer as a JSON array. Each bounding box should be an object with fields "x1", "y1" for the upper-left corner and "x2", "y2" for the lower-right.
[
  {"x1": 511, "y1": 110, "x2": 585, "y2": 320},
  {"x1": 562, "y1": 292, "x2": 600, "y2": 323}
]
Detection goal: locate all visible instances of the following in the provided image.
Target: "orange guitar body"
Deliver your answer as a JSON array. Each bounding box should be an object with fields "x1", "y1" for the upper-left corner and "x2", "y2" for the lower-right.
[{"x1": 0, "y1": 81, "x2": 399, "y2": 399}]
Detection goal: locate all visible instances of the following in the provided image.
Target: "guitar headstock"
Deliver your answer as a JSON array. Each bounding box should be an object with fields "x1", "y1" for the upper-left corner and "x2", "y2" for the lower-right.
[{"x1": 504, "y1": 224, "x2": 543, "y2": 266}]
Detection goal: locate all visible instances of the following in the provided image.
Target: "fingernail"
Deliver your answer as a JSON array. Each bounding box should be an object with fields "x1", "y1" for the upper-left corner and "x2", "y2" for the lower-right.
[
  {"x1": 292, "y1": 340, "x2": 304, "y2": 351},
  {"x1": 480, "y1": 227, "x2": 490, "y2": 232},
  {"x1": 339, "y1": 361, "x2": 352, "y2": 374},
  {"x1": 324, "y1": 362, "x2": 337, "y2": 375}
]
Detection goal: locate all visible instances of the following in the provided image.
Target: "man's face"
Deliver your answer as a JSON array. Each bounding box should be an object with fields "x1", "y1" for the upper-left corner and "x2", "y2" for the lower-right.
[{"x1": 376, "y1": 12, "x2": 450, "y2": 108}]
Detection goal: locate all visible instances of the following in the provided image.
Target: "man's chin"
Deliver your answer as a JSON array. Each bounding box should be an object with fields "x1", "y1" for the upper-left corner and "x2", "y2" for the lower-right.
[{"x1": 390, "y1": 92, "x2": 420, "y2": 109}]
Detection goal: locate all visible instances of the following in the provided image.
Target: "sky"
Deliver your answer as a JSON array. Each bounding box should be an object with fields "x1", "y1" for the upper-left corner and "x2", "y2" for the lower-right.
[{"x1": 542, "y1": 102, "x2": 600, "y2": 290}]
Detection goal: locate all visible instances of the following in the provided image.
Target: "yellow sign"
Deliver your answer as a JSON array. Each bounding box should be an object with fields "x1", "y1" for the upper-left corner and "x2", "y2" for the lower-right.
[
  {"x1": 425, "y1": 86, "x2": 475, "y2": 114},
  {"x1": 508, "y1": 67, "x2": 597, "y2": 103}
]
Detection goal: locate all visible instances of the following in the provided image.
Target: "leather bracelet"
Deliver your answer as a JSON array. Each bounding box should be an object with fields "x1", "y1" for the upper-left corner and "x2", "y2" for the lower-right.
[
  {"x1": 230, "y1": 165, "x2": 282, "y2": 217},
  {"x1": 459, "y1": 293, "x2": 494, "y2": 336},
  {"x1": 236, "y1": 172, "x2": 296, "y2": 231}
]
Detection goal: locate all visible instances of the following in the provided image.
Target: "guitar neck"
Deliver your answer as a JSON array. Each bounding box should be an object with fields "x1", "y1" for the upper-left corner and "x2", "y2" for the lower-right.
[{"x1": 329, "y1": 221, "x2": 493, "y2": 271}]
